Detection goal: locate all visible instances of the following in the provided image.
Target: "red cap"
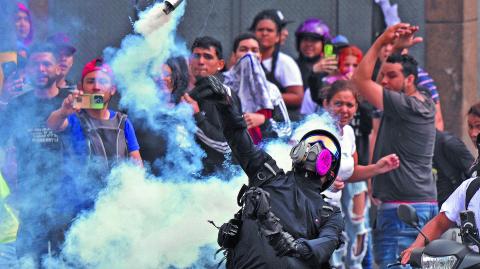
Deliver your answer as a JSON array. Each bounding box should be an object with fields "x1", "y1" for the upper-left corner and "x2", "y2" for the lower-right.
[{"x1": 81, "y1": 58, "x2": 114, "y2": 81}]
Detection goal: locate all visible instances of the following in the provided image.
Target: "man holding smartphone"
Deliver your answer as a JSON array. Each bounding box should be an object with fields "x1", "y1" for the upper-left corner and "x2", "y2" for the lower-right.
[
  {"x1": 48, "y1": 58, "x2": 142, "y2": 168},
  {"x1": 0, "y1": 43, "x2": 70, "y2": 265}
]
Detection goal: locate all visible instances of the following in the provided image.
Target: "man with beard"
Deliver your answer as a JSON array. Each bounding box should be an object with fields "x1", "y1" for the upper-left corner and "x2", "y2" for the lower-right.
[
  {"x1": 352, "y1": 24, "x2": 437, "y2": 268},
  {"x1": 0, "y1": 43, "x2": 70, "y2": 265}
]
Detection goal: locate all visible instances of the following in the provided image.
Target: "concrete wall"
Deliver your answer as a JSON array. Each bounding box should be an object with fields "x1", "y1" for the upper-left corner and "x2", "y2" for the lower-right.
[
  {"x1": 35, "y1": 0, "x2": 426, "y2": 82},
  {"x1": 177, "y1": 0, "x2": 425, "y2": 65},
  {"x1": 425, "y1": 0, "x2": 478, "y2": 152}
]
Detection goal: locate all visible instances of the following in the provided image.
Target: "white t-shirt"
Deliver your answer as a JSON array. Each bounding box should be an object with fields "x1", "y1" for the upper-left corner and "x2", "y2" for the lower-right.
[
  {"x1": 300, "y1": 88, "x2": 320, "y2": 115},
  {"x1": 322, "y1": 125, "x2": 356, "y2": 206},
  {"x1": 441, "y1": 177, "x2": 480, "y2": 228},
  {"x1": 338, "y1": 125, "x2": 356, "y2": 181},
  {"x1": 262, "y1": 52, "x2": 303, "y2": 88}
]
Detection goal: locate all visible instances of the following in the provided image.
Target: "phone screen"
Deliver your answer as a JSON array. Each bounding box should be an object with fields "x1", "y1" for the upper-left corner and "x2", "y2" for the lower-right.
[
  {"x1": 2, "y1": 61, "x2": 17, "y2": 79},
  {"x1": 324, "y1": 44, "x2": 335, "y2": 58}
]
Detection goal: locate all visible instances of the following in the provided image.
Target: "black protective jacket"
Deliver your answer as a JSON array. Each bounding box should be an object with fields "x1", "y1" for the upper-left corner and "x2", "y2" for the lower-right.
[{"x1": 218, "y1": 102, "x2": 343, "y2": 268}]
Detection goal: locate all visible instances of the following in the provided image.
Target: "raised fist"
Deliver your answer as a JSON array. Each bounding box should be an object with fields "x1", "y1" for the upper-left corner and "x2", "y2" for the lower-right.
[{"x1": 189, "y1": 75, "x2": 231, "y2": 105}]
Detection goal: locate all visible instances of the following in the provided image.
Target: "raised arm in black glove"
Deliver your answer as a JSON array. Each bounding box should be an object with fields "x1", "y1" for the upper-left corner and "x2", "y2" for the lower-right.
[
  {"x1": 189, "y1": 76, "x2": 232, "y2": 105},
  {"x1": 190, "y1": 75, "x2": 270, "y2": 183}
]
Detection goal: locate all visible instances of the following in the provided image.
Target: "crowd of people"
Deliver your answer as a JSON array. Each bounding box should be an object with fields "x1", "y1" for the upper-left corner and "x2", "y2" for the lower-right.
[{"x1": 0, "y1": 3, "x2": 479, "y2": 269}]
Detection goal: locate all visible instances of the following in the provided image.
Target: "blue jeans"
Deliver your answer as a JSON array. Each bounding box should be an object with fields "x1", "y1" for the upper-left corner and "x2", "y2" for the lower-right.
[
  {"x1": 362, "y1": 221, "x2": 373, "y2": 269},
  {"x1": 0, "y1": 242, "x2": 18, "y2": 268},
  {"x1": 373, "y1": 203, "x2": 438, "y2": 269},
  {"x1": 340, "y1": 182, "x2": 369, "y2": 269}
]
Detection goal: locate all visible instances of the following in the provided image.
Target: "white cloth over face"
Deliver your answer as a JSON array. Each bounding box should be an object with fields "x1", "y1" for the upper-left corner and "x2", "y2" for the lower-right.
[{"x1": 224, "y1": 53, "x2": 274, "y2": 113}]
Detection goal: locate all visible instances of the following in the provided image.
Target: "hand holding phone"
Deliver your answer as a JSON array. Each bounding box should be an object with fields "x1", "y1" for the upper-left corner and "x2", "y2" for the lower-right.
[
  {"x1": 2, "y1": 61, "x2": 18, "y2": 80},
  {"x1": 313, "y1": 45, "x2": 338, "y2": 74},
  {"x1": 73, "y1": 94, "x2": 105, "y2": 109},
  {"x1": 323, "y1": 44, "x2": 336, "y2": 58}
]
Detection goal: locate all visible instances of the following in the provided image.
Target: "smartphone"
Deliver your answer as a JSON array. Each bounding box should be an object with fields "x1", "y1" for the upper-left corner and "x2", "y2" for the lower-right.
[
  {"x1": 2, "y1": 61, "x2": 18, "y2": 80},
  {"x1": 73, "y1": 94, "x2": 104, "y2": 109},
  {"x1": 323, "y1": 44, "x2": 336, "y2": 58}
]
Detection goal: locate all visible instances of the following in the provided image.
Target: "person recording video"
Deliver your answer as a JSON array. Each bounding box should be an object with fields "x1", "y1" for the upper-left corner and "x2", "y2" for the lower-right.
[{"x1": 47, "y1": 58, "x2": 142, "y2": 168}]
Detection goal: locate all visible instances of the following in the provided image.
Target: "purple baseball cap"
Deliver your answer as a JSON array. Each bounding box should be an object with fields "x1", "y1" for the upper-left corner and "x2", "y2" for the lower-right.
[{"x1": 47, "y1": 33, "x2": 76, "y2": 55}]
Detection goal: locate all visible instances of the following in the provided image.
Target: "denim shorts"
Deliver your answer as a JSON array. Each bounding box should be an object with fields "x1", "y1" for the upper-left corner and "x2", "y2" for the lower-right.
[{"x1": 373, "y1": 203, "x2": 438, "y2": 269}]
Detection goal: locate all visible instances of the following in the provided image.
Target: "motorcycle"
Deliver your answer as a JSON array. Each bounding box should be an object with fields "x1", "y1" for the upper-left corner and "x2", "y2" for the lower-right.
[{"x1": 394, "y1": 204, "x2": 480, "y2": 268}]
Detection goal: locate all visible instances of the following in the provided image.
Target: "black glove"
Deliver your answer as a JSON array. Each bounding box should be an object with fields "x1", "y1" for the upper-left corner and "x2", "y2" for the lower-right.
[
  {"x1": 268, "y1": 234, "x2": 313, "y2": 259},
  {"x1": 268, "y1": 231, "x2": 297, "y2": 256},
  {"x1": 292, "y1": 238, "x2": 313, "y2": 260},
  {"x1": 217, "y1": 217, "x2": 242, "y2": 249},
  {"x1": 189, "y1": 75, "x2": 232, "y2": 105},
  {"x1": 241, "y1": 187, "x2": 271, "y2": 219}
]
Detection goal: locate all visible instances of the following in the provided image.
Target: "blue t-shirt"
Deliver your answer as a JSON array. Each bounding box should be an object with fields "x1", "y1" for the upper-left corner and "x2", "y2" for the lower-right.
[{"x1": 67, "y1": 110, "x2": 140, "y2": 157}]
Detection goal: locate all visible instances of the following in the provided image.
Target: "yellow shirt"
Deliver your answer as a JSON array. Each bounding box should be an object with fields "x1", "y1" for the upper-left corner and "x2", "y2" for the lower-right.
[{"x1": 0, "y1": 173, "x2": 18, "y2": 243}]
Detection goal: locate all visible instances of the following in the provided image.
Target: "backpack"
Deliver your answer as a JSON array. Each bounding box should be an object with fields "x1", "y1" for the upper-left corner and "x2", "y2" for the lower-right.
[{"x1": 77, "y1": 110, "x2": 128, "y2": 169}]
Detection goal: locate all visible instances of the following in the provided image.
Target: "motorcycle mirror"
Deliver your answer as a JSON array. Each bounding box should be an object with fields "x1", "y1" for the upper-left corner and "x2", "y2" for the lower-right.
[
  {"x1": 397, "y1": 204, "x2": 419, "y2": 227},
  {"x1": 397, "y1": 204, "x2": 431, "y2": 245}
]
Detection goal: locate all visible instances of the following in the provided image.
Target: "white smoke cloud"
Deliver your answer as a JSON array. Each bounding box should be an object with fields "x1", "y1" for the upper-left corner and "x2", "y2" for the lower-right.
[
  {"x1": 33, "y1": 2, "x2": 247, "y2": 268},
  {"x1": 44, "y1": 164, "x2": 242, "y2": 269}
]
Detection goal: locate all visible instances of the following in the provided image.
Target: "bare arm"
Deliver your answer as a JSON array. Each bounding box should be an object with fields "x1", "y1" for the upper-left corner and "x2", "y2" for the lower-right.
[
  {"x1": 348, "y1": 151, "x2": 400, "y2": 182},
  {"x1": 352, "y1": 23, "x2": 419, "y2": 110},
  {"x1": 351, "y1": 40, "x2": 385, "y2": 110},
  {"x1": 47, "y1": 91, "x2": 80, "y2": 131},
  {"x1": 435, "y1": 102, "x2": 444, "y2": 131},
  {"x1": 281, "y1": 85, "x2": 304, "y2": 107},
  {"x1": 129, "y1": 150, "x2": 144, "y2": 167},
  {"x1": 401, "y1": 212, "x2": 454, "y2": 265}
]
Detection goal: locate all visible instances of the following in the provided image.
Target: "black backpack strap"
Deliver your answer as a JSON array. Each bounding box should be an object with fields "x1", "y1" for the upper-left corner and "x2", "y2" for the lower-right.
[
  {"x1": 113, "y1": 112, "x2": 128, "y2": 158},
  {"x1": 76, "y1": 110, "x2": 94, "y2": 132},
  {"x1": 76, "y1": 110, "x2": 107, "y2": 158},
  {"x1": 466, "y1": 177, "x2": 480, "y2": 210}
]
